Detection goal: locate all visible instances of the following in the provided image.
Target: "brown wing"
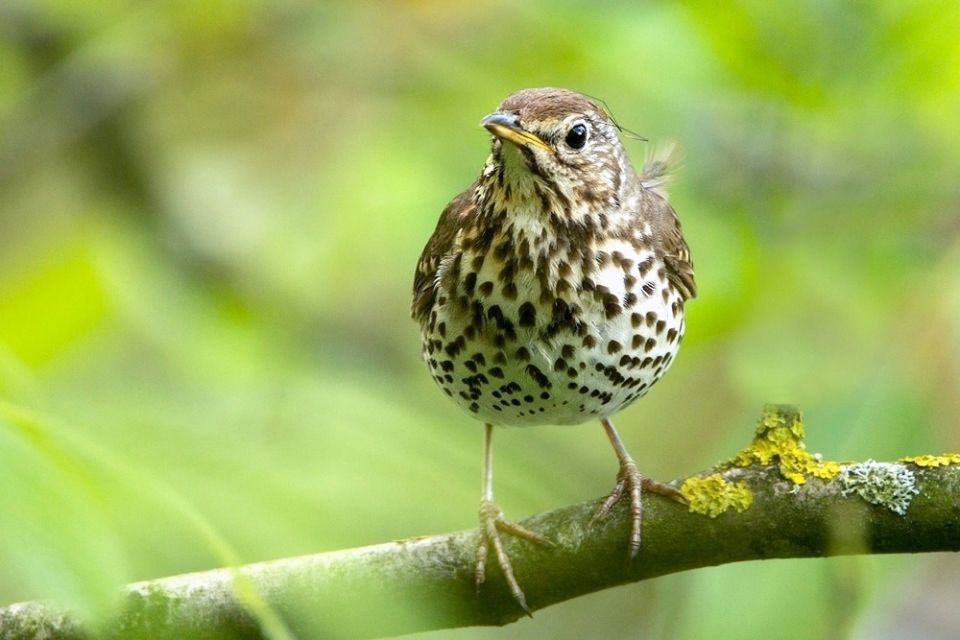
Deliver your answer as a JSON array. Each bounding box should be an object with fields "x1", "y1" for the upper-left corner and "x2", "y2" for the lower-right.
[
  {"x1": 411, "y1": 182, "x2": 477, "y2": 324},
  {"x1": 647, "y1": 193, "x2": 697, "y2": 301},
  {"x1": 661, "y1": 214, "x2": 697, "y2": 301},
  {"x1": 639, "y1": 144, "x2": 696, "y2": 301}
]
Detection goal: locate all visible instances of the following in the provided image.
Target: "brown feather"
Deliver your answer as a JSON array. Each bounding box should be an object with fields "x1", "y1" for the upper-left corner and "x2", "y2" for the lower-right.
[{"x1": 411, "y1": 182, "x2": 477, "y2": 323}]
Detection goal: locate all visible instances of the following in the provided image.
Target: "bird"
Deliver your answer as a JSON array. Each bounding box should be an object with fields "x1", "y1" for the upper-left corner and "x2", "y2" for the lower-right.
[{"x1": 411, "y1": 87, "x2": 696, "y2": 612}]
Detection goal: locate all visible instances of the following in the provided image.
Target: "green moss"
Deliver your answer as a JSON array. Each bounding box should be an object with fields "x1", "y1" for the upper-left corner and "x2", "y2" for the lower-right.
[
  {"x1": 900, "y1": 453, "x2": 960, "y2": 468},
  {"x1": 680, "y1": 473, "x2": 753, "y2": 518},
  {"x1": 837, "y1": 460, "x2": 919, "y2": 515},
  {"x1": 729, "y1": 404, "x2": 842, "y2": 484}
]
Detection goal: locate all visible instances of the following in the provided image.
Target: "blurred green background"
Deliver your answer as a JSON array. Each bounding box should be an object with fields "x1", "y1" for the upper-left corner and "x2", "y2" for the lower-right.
[{"x1": 1, "y1": 0, "x2": 959, "y2": 638}]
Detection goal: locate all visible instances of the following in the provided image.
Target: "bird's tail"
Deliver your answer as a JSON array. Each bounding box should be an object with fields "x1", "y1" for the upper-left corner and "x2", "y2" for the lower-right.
[{"x1": 640, "y1": 141, "x2": 681, "y2": 197}]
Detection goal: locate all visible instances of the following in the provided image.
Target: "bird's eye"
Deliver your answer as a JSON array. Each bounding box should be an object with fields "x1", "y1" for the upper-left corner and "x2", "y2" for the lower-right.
[{"x1": 564, "y1": 123, "x2": 588, "y2": 149}]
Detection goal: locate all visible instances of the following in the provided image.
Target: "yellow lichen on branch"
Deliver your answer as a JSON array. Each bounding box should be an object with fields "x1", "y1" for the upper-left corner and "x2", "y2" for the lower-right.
[
  {"x1": 730, "y1": 404, "x2": 842, "y2": 484},
  {"x1": 680, "y1": 473, "x2": 753, "y2": 517},
  {"x1": 677, "y1": 405, "x2": 952, "y2": 519},
  {"x1": 900, "y1": 453, "x2": 960, "y2": 468}
]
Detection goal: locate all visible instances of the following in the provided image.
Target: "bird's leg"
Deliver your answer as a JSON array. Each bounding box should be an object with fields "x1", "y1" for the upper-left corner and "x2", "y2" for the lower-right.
[
  {"x1": 592, "y1": 417, "x2": 685, "y2": 559},
  {"x1": 476, "y1": 423, "x2": 552, "y2": 614}
]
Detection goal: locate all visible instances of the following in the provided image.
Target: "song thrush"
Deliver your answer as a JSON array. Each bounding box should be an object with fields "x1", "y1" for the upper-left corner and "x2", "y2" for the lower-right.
[{"x1": 412, "y1": 88, "x2": 696, "y2": 611}]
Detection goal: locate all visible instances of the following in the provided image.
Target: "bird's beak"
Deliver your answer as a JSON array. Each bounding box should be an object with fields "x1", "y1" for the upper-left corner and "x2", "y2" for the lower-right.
[{"x1": 481, "y1": 112, "x2": 552, "y2": 153}]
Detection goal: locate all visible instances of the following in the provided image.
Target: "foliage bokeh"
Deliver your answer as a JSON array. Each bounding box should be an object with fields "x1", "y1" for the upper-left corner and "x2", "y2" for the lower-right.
[{"x1": 1, "y1": 1, "x2": 959, "y2": 638}]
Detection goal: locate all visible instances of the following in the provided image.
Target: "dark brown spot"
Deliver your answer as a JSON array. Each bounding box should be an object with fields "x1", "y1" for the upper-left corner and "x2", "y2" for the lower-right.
[
  {"x1": 641, "y1": 281, "x2": 657, "y2": 296},
  {"x1": 488, "y1": 367, "x2": 505, "y2": 379},
  {"x1": 607, "y1": 340, "x2": 622, "y2": 354},
  {"x1": 502, "y1": 282, "x2": 518, "y2": 300},
  {"x1": 666, "y1": 328, "x2": 678, "y2": 343},
  {"x1": 479, "y1": 281, "x2": 494, "y2": 297},
  {"x1": 545, "y1": 298, "x2": 576, "y2": 338},
  {"x1": 494, "y1": 239, "x2": 512, "y2": 261},
  {"x1": 525, "y1": 364, "x2": 551, "y2": 388},
  {"x1": 583, "y1": 335, "x2": 597, "y2": 349},
  {"x1": 498, "y1": 258, "x2": 516, "y2": 283},
  {"x1": 631, "y1": 313, "x2": 642, "y2": 328},
  {"x1": 644, "y1": 337, "x2": 657, "y2": 352},
  {"x1": 515, "y1": 346, "x2": 531, "y2": 361},
  {"x1": 464, "y1": 272, "x2": 477, "y2": 295},
  {"x1": 518, "y1": 302, "x2": 536, "y2": 327},
  {"x1": 602, "y1": 294, "x2": 621, "y2": 319},
  {"x1": 638, "y1": 256, "x2": 654, "y2": 276}
]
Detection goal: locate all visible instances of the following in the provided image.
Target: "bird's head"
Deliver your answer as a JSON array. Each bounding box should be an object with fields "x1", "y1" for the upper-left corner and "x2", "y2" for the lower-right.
[{"x1": 480, "y1": 88, "x2": 632, "y2": 207}]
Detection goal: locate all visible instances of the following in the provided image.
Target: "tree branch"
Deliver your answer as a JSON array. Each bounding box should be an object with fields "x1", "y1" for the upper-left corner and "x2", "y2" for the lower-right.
[{"x1": 2, "y1": 405, "x2": 959, "y2": 639}]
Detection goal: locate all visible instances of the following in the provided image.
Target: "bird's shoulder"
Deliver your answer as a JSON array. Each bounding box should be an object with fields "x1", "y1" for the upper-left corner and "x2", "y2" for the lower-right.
[{"x1": 411, "y1": 181, "x2": 477, "y2": 323}]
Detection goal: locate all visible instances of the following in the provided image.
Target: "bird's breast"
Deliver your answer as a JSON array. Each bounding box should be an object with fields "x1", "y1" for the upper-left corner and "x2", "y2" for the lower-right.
[{"x1": 421, "y1": 230, "x2": 686, "y2": 427}]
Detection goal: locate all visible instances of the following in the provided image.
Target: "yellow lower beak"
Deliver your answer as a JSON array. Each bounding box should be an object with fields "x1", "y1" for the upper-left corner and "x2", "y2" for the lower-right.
[{"x1": 481, "y1": 113, "x2": 552, "y2": 153}]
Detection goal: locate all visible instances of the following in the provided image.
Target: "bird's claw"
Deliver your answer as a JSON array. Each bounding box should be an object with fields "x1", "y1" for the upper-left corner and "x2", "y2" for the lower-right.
[
  {"x1": 591, "y1": 462, "x2": 685, "y2": 559},
  {"x1": 475, "y1": 500, "x2": 552, "y2": 615}
]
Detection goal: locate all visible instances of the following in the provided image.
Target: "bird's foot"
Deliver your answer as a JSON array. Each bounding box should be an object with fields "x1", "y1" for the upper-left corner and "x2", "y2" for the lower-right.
[
  {"x1": 476, "y1": 499, "x2": 553, "y2": 614},
  {"x1": 591, "y1": 461, "x2": 685, "y2": 559}
]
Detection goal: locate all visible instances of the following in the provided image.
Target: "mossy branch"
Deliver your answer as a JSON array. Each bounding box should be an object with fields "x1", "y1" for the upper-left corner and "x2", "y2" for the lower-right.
[{"x1": 2, "y1": 405, "x2": 959, "y2": 639}]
